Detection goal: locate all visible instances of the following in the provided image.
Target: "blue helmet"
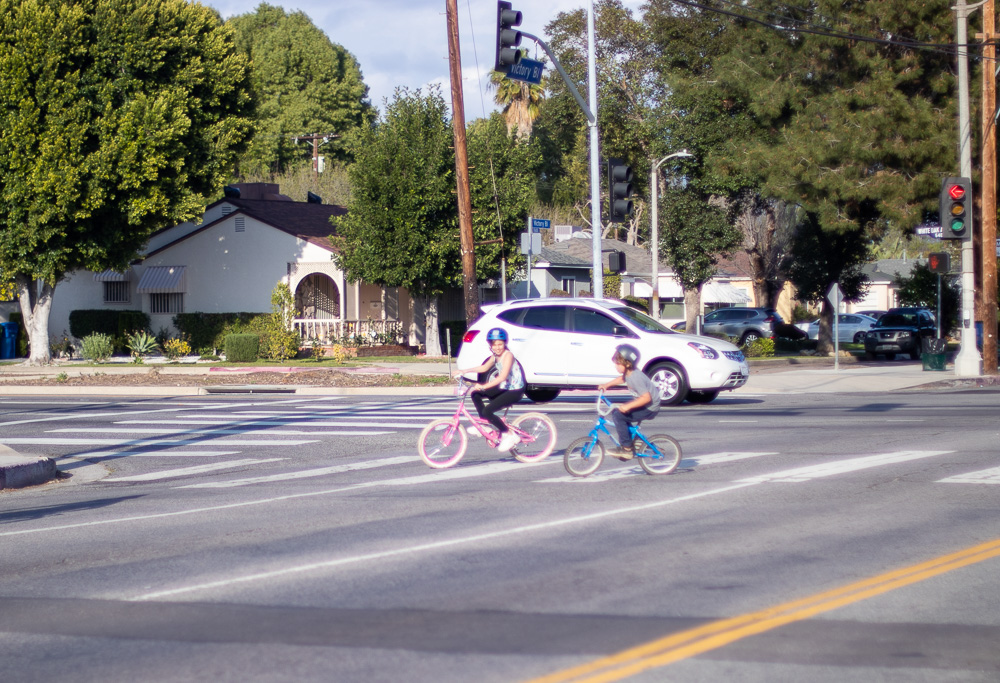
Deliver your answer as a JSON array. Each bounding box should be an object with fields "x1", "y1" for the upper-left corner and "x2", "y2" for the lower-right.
[{"x1": 486, "y1": 327, "x2": 508, "y2": 342}]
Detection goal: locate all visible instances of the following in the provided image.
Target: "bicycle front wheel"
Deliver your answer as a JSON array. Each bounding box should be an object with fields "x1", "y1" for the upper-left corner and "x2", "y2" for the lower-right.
[
  {"x1": 635, "y1": 434, "x2": 682, "y2": 475},
  {"x1": 418, "y1": 418, "x2": 468, "y2": 469},
  {"x1": 511, "y1": 412, "x2": 557, "y2": 463},
  {"x1": 564, "y1": 436, "x2": 604, "y2": 477}
]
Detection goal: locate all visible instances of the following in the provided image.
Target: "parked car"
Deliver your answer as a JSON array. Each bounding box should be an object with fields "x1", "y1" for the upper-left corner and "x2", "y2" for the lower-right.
[
  {"x1": 805, "y1": 313, "x2": 878, "y2": 343},
  {"x1": 856, "y1": 309, "x2": 888, "y2": 321},
  {"x1": 863, "y1": 307, "x2": 937, "y2": 360},
  {"x1": 456, "y1": 298, "x2": 750, "y2": 405},
  {"x1": 673, "y1": 308, "x2": 805, "y2": 342}
]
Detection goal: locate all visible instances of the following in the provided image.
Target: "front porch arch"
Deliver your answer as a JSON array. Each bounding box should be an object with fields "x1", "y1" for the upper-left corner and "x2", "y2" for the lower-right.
[{"x1": 295, "y1": 273, "x2": 340, "y2": 319}]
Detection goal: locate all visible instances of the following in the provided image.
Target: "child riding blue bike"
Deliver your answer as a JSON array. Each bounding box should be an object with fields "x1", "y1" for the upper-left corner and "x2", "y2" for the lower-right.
[{"x1": 597, "y1": 344, "x2": 660, "y2": 460}]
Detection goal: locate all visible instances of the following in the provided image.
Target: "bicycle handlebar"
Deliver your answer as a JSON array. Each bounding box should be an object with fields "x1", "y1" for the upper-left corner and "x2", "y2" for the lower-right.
[{"x1": 597, "y1": 390, "x2": 615, "y2": 416}]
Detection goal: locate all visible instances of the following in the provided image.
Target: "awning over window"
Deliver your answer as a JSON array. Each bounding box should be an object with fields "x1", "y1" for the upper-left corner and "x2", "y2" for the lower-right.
[
  {"x1": 137, "y1": 266, "x2": 186, "y2": 293},
  {"x1": 94, "y1": 269, "x2": 130, "y2": 282},
  {"x1": 703, "y1": 282, "x2": 751, "y2": 304}
]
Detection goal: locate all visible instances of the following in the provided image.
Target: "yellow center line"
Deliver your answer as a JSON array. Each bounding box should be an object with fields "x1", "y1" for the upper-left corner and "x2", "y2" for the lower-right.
[{"x1": 527, "y1": 537, "x2": 1000, "y2": 683}]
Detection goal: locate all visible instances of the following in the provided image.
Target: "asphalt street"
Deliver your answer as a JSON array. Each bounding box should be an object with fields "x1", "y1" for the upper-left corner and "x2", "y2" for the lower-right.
[{"x1": 0, "y1": 387, "x2": 998, "y2": 682}]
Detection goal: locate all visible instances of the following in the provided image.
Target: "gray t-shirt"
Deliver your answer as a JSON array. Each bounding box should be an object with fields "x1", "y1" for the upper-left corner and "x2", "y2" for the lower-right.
[{"x1": 624, "y1": 370, "x2": 660, "y2": 413}]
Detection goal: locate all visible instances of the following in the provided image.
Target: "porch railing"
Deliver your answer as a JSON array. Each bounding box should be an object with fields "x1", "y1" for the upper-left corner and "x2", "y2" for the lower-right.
[{"x1": 292, "y1": 318, "x2": 405, "y2": 346}]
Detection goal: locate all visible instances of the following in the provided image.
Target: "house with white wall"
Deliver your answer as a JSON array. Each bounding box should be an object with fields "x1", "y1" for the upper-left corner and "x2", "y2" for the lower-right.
[{"x1": 45, "y1": 183, "x2": 419, "y2": 347}]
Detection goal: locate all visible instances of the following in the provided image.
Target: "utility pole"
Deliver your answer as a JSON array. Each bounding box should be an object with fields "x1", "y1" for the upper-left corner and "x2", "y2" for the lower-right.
[
  {"x1": 954, "y1": 0, "x2": 984, "y2": 376},
  {"x1": 981, "y1": 0, "x2": 998, "y2": 373},
  {"x1": 292, "y1": 133, "x2": 338, "y2": 174},
  {"x1": 445, "y1": 0, "x2": 479, "y2": 324},
  {"x1": 650, "y1": 150, "x2": 692, "y2": 319},
  {"x1": 586, "y1": 0, "x2": 603, "y2": 299}
]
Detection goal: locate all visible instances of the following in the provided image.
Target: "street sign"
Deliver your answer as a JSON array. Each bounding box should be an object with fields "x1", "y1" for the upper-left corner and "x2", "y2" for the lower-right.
[
  {"x1": 520, "y1": 232, "x2": 541, "y2": 255},
  {"x1": 506, "y1": 58, "x2": 544, "y2": 85},
  {"x1": 827, "y1": 282, "x2": 842, "y2": 304},
  {"x1": 531, "y1": 218, "x2": 550, "y2": 230}
]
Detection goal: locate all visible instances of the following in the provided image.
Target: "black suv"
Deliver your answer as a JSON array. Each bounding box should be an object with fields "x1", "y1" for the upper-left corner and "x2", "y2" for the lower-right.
[{"x1": 863, "y1": 307, "x2": 937, "y2": 360}]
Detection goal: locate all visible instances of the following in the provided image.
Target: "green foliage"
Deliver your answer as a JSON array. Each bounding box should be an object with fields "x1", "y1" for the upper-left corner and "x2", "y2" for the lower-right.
[
  {"x1": 894, "y1": 262, "x2": 961, "y2": 335},
  {"x1": 247, "y1": 283, "x2": 299, "y2": 360},
  {"x1": 786, "y1": 215, "x2": 871, "y2": 305},
  {"x1": 334, "y1": 87, "x2": 459, "y2": 298},
  {"x1": 81, "y1": 333, "x2": 114, "y2": 362},
  {"x1": 125, "y1": 330, "x2": 159, "y2": 363},
  {"x1": 439, "y1": 320, "x2": 468, "y2": 356},
  {"x1": 0, "y1": 0, "x2": 253, "y2": 363},
  {"x1": 603, "y1": 271, "x2": 622, "y2": 299},
  {"x1": 743, "y1": 337, "x2": 775, "y2": 358},
  {"x1": 173, "y1": 312, "x2": 264, "y2": 354},
  {"x1": 227, "y1": 3, "x2": 372, "y2": 174},
  {"x1": 49, "y1": 331, "x2": 74, "y2": 358},
  {"x1": 225, "y1": 333, "x2": 260, "y2": 363},
  {"x1": 659, "y1": 189, "x2": 742, "y2": 291},
  {"x1": 69, "y1": 309, "x2": 149, "y2": 352}
]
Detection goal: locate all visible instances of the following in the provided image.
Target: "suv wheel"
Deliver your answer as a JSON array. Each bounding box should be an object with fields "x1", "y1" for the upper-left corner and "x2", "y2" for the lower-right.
[
  {"x1": 647, "y1": 362, "x2": 688, "y2": 406},
  {"x1": 525, "y1": 387, "x2": 560, "y2": 403},
  {"x1": 740, "y1": 330, "x2": 762, "y2": 346}
]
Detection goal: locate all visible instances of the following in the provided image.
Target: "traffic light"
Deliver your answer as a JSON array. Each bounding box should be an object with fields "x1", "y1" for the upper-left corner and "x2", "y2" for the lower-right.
[
  {"x1": 607, "y1": 158, "x2": 634, "y2": 223},
  {"x1": 939, "y1": 177, "x2": 972, "y2": 240},
  {"x1": 608, "y1": 250, "x2": 626, "y2": 273},
  {"x1": 494, "y1": 1, "x2": 522, "y2": 72},
  {"x1": 927, "y1": 252, "x2": 950, "y2": 274}
]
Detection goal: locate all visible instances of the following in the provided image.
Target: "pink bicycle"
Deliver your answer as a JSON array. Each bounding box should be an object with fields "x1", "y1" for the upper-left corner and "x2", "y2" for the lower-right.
[{"x1": 418, "y1": 378, "x2": 558, "y2": 469}]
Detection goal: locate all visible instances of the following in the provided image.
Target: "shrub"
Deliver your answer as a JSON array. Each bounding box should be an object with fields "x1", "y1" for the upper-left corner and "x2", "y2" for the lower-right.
[
  {"x1": 126, "y1": 330, "x2": 159, "y2": 363},
  {"x1": 69, "y1": 309, "x2": 148, "y2": 339},
  {"x1": 163, "y1": 337, "x2": 192, "y2": 361},
  {"x1": 225, "y1": 333, "x2": 259, "y2": 362},
  {"x1": 173, "y1": 312, "x2": 263, "y2": 354},
  {"x1": 326, "y1": 343, "x2": 351, "y2": 363},
  {"x1": 81, "y1": 333, "x2": 114, "y2": 362},
  {"x1": 743, "y1": 337, "x2": 775, "y2": 358}
]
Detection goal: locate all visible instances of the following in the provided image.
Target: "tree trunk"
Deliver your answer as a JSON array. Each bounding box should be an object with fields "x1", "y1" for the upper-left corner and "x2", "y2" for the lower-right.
[
  {"x1": 424, "y1": 295, "x2": 442, "y2": 356},
  {"x1": 684, "y1": 285, "x2": 704, "y2": 333},
  {"x1": 16, "y1": 275, "x2": 54, "y2": 366},
  {"x1": 817, "y1": 297, "x2": 835, "y2": 355}
]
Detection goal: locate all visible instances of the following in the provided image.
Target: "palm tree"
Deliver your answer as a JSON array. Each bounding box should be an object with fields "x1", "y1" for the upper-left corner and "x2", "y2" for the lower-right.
[{"x1": 488, "y1": 52, "x2": 546, "y2": 139}]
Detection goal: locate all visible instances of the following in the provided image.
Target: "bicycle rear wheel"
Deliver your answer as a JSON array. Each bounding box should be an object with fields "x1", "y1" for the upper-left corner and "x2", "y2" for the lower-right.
[
  {"x1": 564, "y1": 436, "x2": 604, "y2": 477},
  {"x1": 418, "y1": 418, "x2": 467, "y2": 469},
  {"x1": 635, "y1": 434, "x2": 682, "y2": 475},
  {"x1": 510, "y1": 412, "x2": 557, "y2": 462}
]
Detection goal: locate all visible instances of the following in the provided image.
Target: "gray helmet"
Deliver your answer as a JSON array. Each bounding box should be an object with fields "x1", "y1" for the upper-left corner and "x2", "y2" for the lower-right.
[{"x1": 613, "y1": 343, "x2": 640, "y2": 366}]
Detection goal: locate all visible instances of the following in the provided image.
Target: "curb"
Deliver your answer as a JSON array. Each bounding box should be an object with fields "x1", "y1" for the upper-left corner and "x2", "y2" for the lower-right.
[{"x1": 0, "y1": 446, "x2": 57, "y2": 491}]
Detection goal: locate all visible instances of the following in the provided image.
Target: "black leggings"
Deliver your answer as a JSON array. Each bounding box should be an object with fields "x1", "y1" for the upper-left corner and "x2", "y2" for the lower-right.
[{"x1": 472, "y1": 386, "x2": 525, "y2": 433}]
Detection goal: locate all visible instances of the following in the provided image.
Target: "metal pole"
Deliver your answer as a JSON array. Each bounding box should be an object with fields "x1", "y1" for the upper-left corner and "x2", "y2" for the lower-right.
[
  {"x1": 525, "y1": 216, "x2": 532, "y2": 298},
  {"x1": 955, "y1": 0, "x2": 983, "y2": 376},
  {"x1": 587, "y1": 0, "x2": 603, "y2": 299},
  {"x1": 982, "y1": 0, "x2": 997, "y2": 372}
]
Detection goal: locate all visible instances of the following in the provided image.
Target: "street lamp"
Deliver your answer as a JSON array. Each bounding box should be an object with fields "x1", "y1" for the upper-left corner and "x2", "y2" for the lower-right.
[{"x1": 650, "y1": 150, "x2": 693, "y2": 319}]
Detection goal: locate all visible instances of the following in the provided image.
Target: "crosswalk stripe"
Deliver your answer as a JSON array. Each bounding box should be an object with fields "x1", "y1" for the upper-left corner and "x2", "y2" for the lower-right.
[
  {"x1": 739, "y1": 450, "x2": 954, "y2": 483},
  {"x1": 538, "y1": 451, "x2": 777, "y2": 483},
  {"x1": 178, "y1": 456, "x2": 418, "y2": 488},
  {"x1": 103, "y1": 458, "x2": 286, "y2": 482},
  {"x1": 68, "y1": 450, "x2": 242, "y2": 459},
  {"x1": 937, "y1": 466, "x2": 1000, "y2": 484},
  {"x1": 0, "y1": 437, "x2": 319, "y2": 446},
  {"x1": 113, "y1": 419, "x2": 427, "y2": 428},
  {"x1": 48, "y1": 427, "x2": 397, "y2": 435}
]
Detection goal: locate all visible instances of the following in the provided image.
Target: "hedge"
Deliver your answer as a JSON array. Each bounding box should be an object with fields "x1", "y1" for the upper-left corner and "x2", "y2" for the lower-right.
[
  {"x1": 69, "y1": 309, "x2": 149, "y2": 339},
  {"x1": 225, "y1": 333, "x2": 260, "y2": 362},
  {"x1": 173, "y1": 312, "x2": 267, "y2": 354}
]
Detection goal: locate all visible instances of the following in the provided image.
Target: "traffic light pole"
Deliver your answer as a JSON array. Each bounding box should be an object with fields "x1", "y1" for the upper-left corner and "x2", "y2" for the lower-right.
[{"x1": 954, "y1": 0, "x2": 983, "y2": 376}]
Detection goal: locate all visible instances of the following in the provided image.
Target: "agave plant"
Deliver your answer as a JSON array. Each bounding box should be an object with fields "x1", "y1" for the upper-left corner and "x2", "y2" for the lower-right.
[{"x1": 126, "y1": 330, "x2": 159, "y2": 364}]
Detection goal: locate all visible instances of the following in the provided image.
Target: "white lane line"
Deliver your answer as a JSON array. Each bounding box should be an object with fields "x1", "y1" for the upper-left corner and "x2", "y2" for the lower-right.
[
  {"x1": 0, "y1": 437, "x2": 320, "y2": 446},
  {"x1": 937, "y1": 466, "x2": 1000, "y2": 484},
  {"x1": 739, "y1": 450, "x2": 953, "y2": 483},
  {"x1": 539, "y1": 452, "x2": 778, "y2": 483},
  {"x1": 177, "y1": 456, "x2": 418, "y2": 488},
  {"x1": 129, "y1": 480, "x2": 759, "y2": 601},
  {"x1": 0, "y1": 459, "x2": 556, "y2": 537},
  {"x1": 48, "y1": 427, "x2": 400, "y2": 435},
  {"x1": 718, "y1": 420, "x2": 758, "y2": 423},
  {"x1": 69, "y1": 450, "x2": 242, "y2": 459},
  {"x1": 103, "y1": 458, "x2": 286, "y2": 482},
  {"x1": 0, "y1": 407, "x2": 221, "y2": 427},
  {"x1": 113, "y1": 420, "x2": 428, "y2": 428}
]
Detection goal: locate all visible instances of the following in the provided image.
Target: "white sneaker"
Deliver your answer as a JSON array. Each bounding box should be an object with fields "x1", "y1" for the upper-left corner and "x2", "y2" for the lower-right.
[{"x1": 497, "y1": 431, "x2": 521, "y2": 452}]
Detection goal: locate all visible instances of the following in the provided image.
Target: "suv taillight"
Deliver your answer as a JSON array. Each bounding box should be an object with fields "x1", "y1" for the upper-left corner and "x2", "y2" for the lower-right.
[
  {"x1": 763, "y1": 315, "x2": 775, "y2": 323},
  {"x1": 462, "y1": 330, "x2": 480, "y2": 344}
]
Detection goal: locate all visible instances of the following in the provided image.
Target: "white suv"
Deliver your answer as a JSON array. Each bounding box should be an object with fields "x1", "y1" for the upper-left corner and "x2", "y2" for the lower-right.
[{"x1": 456, "y1": 298, "x2": 749, "y2": 405}]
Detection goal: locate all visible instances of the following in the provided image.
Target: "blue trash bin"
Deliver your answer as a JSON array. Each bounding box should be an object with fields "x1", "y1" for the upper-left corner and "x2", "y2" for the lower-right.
[{"x1": 0, "y1": 321, "x2": 18, "y2": 359}]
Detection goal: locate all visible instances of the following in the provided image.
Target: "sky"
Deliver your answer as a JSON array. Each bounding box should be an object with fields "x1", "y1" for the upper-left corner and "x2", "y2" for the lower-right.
[{"x1": 206, "y1": 0, "x2": 646, "y2": 121}]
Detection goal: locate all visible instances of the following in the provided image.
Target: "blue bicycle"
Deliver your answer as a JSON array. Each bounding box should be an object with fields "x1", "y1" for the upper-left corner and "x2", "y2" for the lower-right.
[{"x1": 564, "y1": 392, "x2": 682, "y2": 477}]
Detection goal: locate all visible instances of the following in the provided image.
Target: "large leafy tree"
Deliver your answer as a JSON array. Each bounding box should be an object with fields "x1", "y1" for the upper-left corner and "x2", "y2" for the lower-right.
[
  {"x1": 333, "y1": 88, "x2": 458, "y2": 355},
  {"x1": 227, "y1": 3, "x2": 372, "y2": 174},
  {"x1": 659, "y1": 188, "x2": 743, "y2": 326},
  {"x1": 0, "y1": 0, "x2": 253, "y2": 365},
  {"x1": 467, "y1": 113, "x2": 543, "y2": 282}
]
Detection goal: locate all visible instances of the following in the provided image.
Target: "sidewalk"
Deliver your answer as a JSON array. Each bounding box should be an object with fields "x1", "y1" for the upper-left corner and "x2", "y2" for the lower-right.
[{"x1": 0, "y1": 355, "x2": 990, "y2": 490}]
